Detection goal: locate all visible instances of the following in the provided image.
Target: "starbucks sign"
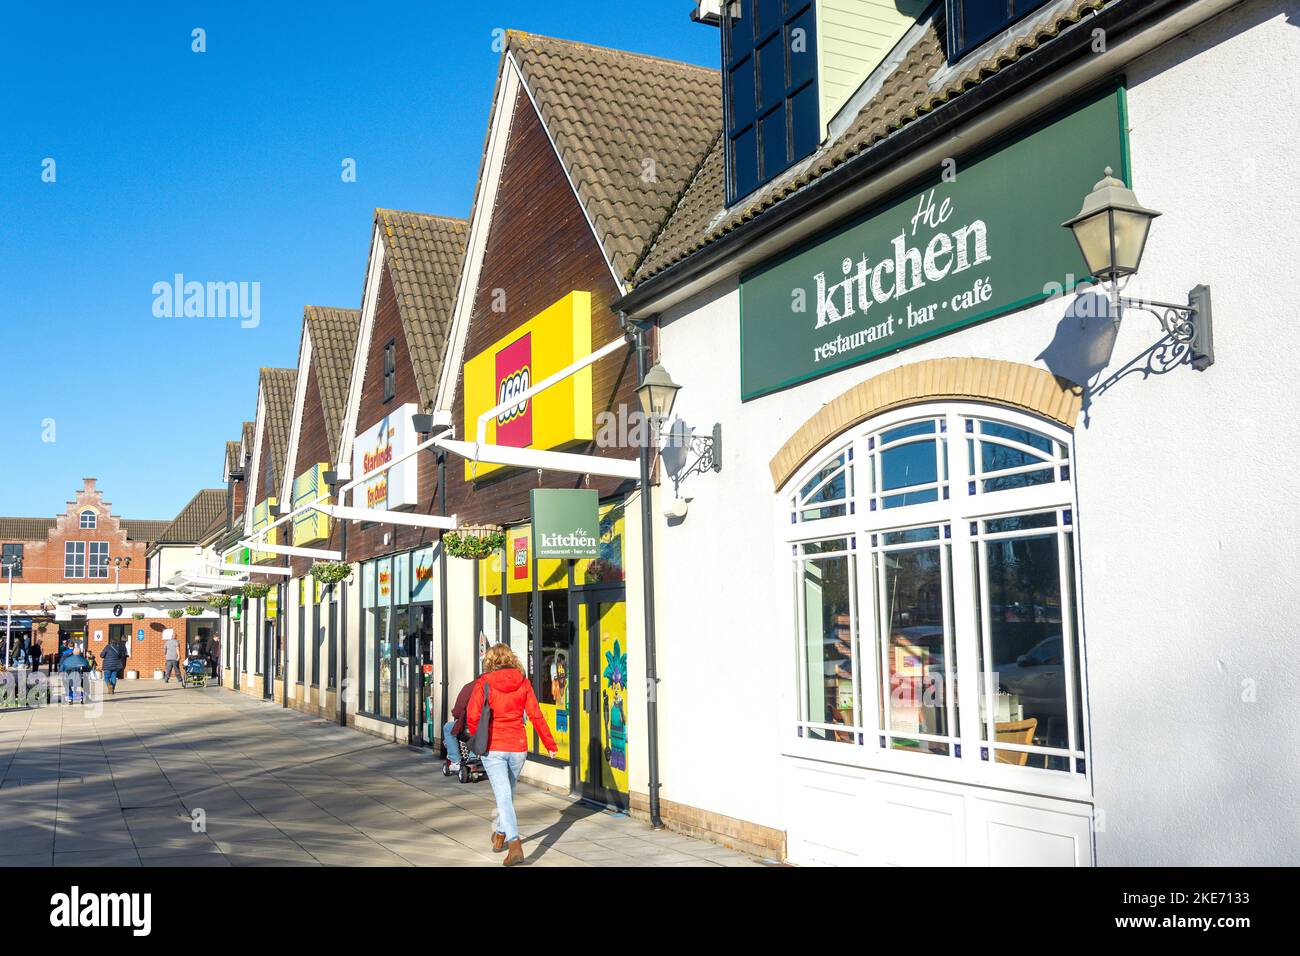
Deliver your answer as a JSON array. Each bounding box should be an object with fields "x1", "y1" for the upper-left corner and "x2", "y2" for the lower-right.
[
  {"x1": 531, "y1": 489, "x2": 600, "y2": 560},
  {"x1": 739, "y1": 88, "x2": 1129, "y2": 400}
]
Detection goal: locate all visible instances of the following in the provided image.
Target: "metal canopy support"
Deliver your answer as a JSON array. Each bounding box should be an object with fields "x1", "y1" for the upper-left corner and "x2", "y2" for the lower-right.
[
  {"x1": 246, "y1": 542, "x2": 342, "y2": 561},
  {"x1": 435, "y1": 436, "x2": 639, "y2": 481},
  {"x1": 207, "y1": 561, "x2": 293, "y2": 576},
  {"x1": 318, "y1": 503, "x2": 458, "y2": 531}
]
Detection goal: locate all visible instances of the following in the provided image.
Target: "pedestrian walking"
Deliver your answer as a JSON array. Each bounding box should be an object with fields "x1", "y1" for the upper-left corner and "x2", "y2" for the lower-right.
[
  {"x1": 100, "y1": 639, "x2": 125, "y2": 694},
  {"x1": 162, "y1": 633, "x2": 181, "y2": 683},
  {"x1": 58, "y1": 647, "x2": 89, "y2": 704},
  {"x1": 464, "y1": 643, "x2": 557, "y2": 867},
  {"x1": 29, "y1": 635, "x2": 42, "y2": 672}
]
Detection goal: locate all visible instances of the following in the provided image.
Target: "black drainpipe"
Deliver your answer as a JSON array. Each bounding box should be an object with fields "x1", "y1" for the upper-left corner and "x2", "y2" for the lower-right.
[
  {"x1": 437, "y1": 448, "x2": 449, "y2": 756},
  {"x1": 279, "y1": 579, "x2": 287, "y2": 708},
  {"x1": 632, "y1": 317, "x2": 665, "y2": 830}
]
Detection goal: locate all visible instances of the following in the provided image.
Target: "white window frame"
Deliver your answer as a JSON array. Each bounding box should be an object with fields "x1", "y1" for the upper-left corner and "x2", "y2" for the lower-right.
[
  {"x1": 777, "y1": 400, "x2": 1092, "y2": 802},
  {"x1": 64, "y1": 541, "x2": 86, "y2": 578},
  {"x1": 79, "y1": 510, "x2": 97, "y2": 529},
  {"x1": 87, "y1": 541, "x2": 110, "y2": 579}
]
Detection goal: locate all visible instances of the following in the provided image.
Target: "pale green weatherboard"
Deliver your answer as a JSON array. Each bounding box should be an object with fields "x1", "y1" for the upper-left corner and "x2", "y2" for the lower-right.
[{"x1": 739, "y1": 86, "x2": 1128, "y2": 401}]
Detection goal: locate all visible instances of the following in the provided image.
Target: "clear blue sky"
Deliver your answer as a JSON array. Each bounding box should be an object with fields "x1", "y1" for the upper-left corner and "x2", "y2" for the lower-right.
[{"x1": 0, "y1": 2, "x2": 718, "y2": 520}]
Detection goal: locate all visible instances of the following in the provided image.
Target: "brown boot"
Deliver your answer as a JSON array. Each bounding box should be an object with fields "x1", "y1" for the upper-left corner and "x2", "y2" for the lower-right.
[
  {"x1": 491, "y1": 832, "x2": 506, "y2": 853},
  {"x1": 503, "y1": 839, "x2": 524, "y2": 866}
]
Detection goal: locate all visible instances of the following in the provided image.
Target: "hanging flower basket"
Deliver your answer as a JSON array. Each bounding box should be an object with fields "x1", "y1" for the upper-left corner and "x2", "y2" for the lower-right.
[
  {"x1": 207, "y1": 594, "x2": 231, "y2": 609},
  {"x1": 167, "y1": 609, "x2": 184, "y2": 619},
  {"x1": 309, "y1": 561, "x2": 353, "y2": 587},
  {"x1": 184, "y1": 606, "x2": 204, "y2": 616},
  {"x1": 241, "y1": 583, "x2": 272, "y2": 600},
  {"x1": 36, "y1": 621, "x2": 49, "y2": 633},
  {"x1": 443, "y1": 525, "x2": 506, "y2": 560},
  {"x1": 132, "y1": 612, "x2": 146, "y2": 620}
]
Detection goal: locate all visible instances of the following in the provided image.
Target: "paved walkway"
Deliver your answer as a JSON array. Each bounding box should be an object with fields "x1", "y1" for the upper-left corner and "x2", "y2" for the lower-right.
[{"x1": 0, "y1": 679, "x2": 762, "y2": 867}]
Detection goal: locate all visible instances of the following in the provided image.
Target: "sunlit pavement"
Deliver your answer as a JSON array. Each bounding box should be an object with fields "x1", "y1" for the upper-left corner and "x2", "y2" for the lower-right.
[{"x1": 0, "y1": 680, "x2": 764, "y2": 867}]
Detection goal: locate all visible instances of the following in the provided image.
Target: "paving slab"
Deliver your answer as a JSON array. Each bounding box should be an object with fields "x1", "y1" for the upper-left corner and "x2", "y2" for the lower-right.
[{"x1": 0, "y1": 681, "x2": 765, "y2": 868}]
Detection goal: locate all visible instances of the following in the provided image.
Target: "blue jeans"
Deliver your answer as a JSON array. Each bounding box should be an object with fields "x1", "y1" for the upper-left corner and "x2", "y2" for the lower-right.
[
  {"x1": 481, "y1": 751, "x2": 527, "y2": 842},
  {"x1": 443, "y1": 720, "x2": 479, "y2": 763}
]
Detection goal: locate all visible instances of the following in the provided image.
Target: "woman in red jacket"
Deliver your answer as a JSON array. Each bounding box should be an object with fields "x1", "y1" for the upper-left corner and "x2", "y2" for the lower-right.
[{"x1": 465, "y1": 643, "x2": 557, "y2": 866}]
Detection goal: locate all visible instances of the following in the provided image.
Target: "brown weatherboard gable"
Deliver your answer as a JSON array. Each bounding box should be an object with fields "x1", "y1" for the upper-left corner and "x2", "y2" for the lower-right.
[
  {"x1": 768, "y1": 357, "x2": 1084, "y2": 490},
  {"x1": 344, "y1": 254, "x2": 444, "y2": 566},
  {"x1": 285, "y1": 348, "x2": 334, "y2": 579},
  {"x1": 446, "y1": 83, "x2": 639, "y2": 529}
]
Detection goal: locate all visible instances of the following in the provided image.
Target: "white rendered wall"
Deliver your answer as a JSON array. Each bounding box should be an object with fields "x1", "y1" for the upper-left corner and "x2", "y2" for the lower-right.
[{"x1": 651, "y1": 0, "x2": 1299, "y2": 864}]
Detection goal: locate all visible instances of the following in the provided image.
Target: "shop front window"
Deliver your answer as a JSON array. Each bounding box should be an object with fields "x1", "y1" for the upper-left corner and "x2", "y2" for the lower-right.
[
  {"x1": 794, "y1": 538, "x2": 856, "y2": 743},
  {"x1": 786, "y1": 404, "x2": 1087, "y2": 786}
]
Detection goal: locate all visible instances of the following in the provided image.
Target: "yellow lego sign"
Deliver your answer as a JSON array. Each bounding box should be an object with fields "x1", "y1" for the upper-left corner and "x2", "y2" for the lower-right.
[
  {"x1": 251, "y1": 499, "x2": 278, "y2": 564},
  {"x1": 462, "y1": 291, "x2": 593, "y2": 480}
]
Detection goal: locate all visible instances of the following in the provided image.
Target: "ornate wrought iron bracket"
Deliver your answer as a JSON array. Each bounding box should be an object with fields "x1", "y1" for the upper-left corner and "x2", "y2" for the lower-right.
[
  {"x1": 661, "y1": 421, "x2": 722, "y2": 495},
  {"x1": 1112, "y1": 283, "x2": 1214, "y2": 371}
]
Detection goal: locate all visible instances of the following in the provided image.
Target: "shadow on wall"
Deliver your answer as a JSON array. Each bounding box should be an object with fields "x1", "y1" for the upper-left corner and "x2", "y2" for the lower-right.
[{"x1": 1036, "y1": 291, "x2": 1192, "y2": 427}]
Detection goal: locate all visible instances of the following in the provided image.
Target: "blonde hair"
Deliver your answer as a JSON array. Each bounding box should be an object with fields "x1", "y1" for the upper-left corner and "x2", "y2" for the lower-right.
[{"x1": 482, "y1": 642, "x2": 524, "y2": 674}]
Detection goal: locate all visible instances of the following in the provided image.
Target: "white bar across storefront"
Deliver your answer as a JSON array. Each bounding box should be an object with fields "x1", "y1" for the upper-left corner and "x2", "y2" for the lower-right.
[
  {"x1": 319, "y1": 503, "x2": 458, "y2": 530},
  {"x1": 435, "y1": 436, "x2": 640, "y2": 481}
]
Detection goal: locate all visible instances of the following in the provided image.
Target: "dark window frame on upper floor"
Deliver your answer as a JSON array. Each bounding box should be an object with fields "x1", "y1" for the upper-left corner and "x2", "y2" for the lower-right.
[
  {"x1": 723, "y1": 0, "x2": 821, "y2": 206},
  {"x1": 382, "y1": 338, "x2": 397, "y2": 404},
  {"x1": 1, "y1": 543, "x2": 22, "y2": 577},
  {"x1": 946, "y1": 0, "x2": 1052, "y2": 63}
]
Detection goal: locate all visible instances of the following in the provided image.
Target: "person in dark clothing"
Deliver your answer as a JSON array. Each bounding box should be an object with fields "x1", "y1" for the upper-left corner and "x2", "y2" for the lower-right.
[
  {"x1": 29, "y1": 636, "x2": 42, "y2": 672},
  {"x1": 100, "y1": 641, "x2": 125, "y2": 694},
  {"x1": 58, "y1": 649, "x2": 90, "y2": 703},
  {"x1": 443, "y1": 678, "x2": 482, "y2": 772}
]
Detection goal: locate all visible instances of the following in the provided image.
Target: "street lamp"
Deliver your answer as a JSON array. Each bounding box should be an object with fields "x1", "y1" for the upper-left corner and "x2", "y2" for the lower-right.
[
  {"x1": 113, "y1": 556, "x2": 131, "y2": 591},
  {"x1": 1062, "y1": 167, "x2": 1213, "y2": 369},
  {"x1": 1, "y1": 555, "x2": 16, "y2": 670}
]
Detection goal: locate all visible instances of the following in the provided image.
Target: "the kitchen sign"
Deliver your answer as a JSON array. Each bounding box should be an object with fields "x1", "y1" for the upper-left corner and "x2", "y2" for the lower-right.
[
  {"x1": 531, "y1": 489, "x2": 600, "y2": 560},
  {"x1": 354, "y1": 403, "x2": 420, "y2": 509},
  {"x1": 739, "y1": 88, "x2": 1128, "y2": 400}
]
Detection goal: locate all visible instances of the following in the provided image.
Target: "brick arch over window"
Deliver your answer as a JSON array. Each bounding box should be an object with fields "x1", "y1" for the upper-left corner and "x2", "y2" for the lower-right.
[{"x1": 769, "y1": 358, "x2": 1083, "y2": 490}]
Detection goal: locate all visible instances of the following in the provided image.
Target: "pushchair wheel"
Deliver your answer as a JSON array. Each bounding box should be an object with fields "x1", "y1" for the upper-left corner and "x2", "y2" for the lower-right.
[
  {"x1": 442, "y1": 761, "x2": 454, "y2": 777},
  {"x1": 458, "y1": 763, "x2": 470, "y2": 784}
]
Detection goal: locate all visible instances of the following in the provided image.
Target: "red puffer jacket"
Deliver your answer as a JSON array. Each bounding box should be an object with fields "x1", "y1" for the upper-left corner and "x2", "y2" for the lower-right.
[{"x1": 465, "y1": 668, "x2": 557, "y2": 754}]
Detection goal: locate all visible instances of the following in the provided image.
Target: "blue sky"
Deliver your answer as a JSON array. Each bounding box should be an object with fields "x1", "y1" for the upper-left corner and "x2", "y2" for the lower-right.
[{"x1": 0, "y1": 2, "x2": 717, "y2": 520}]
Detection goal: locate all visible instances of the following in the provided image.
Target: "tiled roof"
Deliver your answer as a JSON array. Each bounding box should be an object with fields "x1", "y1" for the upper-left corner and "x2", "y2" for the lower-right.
[
  {"x1": 507, "y1": 31, "x2": 722, "y2": 284},
  {"x1": 198, "y1": 503, "x2": 229, "y2": 543},
  {"x1": 0, "y1": 517, "x2": 56, "y2": 542},
  {"x1": 634, "y1": 0, "x2": 1110, "y2": 283},
  {"x1": 156, "y1": 489, "x2": 227, "y2": 544},
  {"x1": 121, "y1": 520, "x2": 172, "y2": 542},
  {"x1": 259, "y1": 368, "x2": 298, "y2": 493},
  {"x1": 304, "y1": 306, "x2": 361, "y2": 462},
  {"x1": 225, "y1": 440, "x2": 242, "y2": 478},
  {"x1": 376, "y1": 209, "x2": 467, "y2": 409},
  {"x1": 241, "y1": 421, "x2": 255, "y2": 458}
]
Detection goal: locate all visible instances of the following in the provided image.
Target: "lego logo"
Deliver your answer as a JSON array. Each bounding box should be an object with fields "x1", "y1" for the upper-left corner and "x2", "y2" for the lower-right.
[{"x1": 497, "y1": 367, "x2": 530, "y2": 425}]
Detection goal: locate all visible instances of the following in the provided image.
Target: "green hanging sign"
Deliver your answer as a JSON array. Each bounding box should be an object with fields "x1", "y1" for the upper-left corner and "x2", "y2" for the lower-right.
[
  {"x1": 738, "y1": 87, "x2": 1129, "y2": 400},
  {"x1": 531, "y1": 489, "x2": 600, "y2": 560}
]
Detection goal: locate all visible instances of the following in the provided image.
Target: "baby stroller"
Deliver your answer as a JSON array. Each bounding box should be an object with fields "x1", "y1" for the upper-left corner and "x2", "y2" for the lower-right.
[
  {"x1": 182, "y1": 654, "x2": 209, "y2": 688},
  {"x1": 442, "y1": 736, "x2": 487, "y2": 784}
]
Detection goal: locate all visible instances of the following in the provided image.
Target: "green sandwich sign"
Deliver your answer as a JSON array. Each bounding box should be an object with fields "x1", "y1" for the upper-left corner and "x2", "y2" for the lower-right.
[
  {"x1": 531, "y1": 489, "x2": 600, "y2": 560},
  {"x1": 739, "y1": 87, "x2": 1129, "y2": 400}
]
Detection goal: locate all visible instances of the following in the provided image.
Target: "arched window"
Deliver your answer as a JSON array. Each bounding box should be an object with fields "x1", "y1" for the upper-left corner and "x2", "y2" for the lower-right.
[
  {"x1": 79, "y1": 509, "x2": 97, "y2": 529},
  {"x1": 785, "y1": 402, "x2": 1088, "y2": 789}
]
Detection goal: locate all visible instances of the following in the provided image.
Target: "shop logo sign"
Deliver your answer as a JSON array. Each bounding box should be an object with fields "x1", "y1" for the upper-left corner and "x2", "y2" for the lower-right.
[
  {"x1": 512, "y1": 535, "x2": 529, "y2": 580},
  {"x1": 531, "y1": 489, "x2": 600, "y2": 560},
  {"x1": 495, "y1": 334, "x2": 532, "y2": 448},
  {"x1": 738, "y1": 89, "x2": 1127, "y2": 400}
]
